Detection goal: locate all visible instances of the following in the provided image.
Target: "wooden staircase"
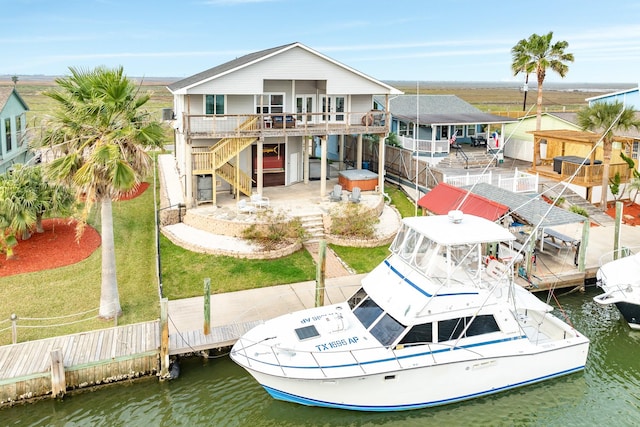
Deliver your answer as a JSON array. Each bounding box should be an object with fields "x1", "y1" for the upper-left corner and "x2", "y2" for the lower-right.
[{"x1": 193, "y1": 117, "x2": 258, "y2": 197}]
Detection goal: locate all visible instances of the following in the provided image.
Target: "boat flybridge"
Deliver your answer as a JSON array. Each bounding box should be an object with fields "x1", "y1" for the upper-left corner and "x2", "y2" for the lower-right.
[{"x1": 230, "y1": 211, "x2": 590, "y2": 411}]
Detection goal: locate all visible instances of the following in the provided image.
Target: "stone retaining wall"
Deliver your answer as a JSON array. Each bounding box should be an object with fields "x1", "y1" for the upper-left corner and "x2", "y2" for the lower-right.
[{"x1": 161, "y1": 227, "x2": 302, "y2": 260}]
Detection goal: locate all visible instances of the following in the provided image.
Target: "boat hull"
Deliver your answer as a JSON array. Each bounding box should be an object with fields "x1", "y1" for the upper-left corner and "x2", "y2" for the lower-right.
[
  {"x1": 238, "y1": 343, "x2": 589, "y2": 411},
  {"x1": 614, "y1": 302, "x2": 640, "y2": 330}
]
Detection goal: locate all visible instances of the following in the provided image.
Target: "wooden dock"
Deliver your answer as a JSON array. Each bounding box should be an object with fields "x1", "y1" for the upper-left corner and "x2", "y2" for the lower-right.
[
  {"x1": 0, "y1": 321, "x2": 159, "y2": 405},
  {"x1": 0, "y1": 275, "x2": 364, "y2": 406}
]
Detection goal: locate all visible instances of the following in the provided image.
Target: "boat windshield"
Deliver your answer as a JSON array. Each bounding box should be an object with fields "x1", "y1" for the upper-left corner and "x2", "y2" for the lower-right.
[
  {"x1": 353, "y1": 297, "x2": 384, "y2": 328},
  {"x1": 369, "y1": 313, "x2": 405, "y2": 347},
  {"x1": 353, "y1": 297, "x2": 407, "y2": 347}
]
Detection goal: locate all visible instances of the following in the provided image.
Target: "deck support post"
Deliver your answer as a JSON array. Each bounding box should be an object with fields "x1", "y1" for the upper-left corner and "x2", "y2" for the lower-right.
[{"x1": 50, "y1": 348, "x2": 66, "y2": 398}]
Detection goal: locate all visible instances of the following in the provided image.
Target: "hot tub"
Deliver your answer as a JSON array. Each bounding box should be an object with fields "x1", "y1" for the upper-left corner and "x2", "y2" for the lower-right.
[
  {"x1": 338, "y1": 169, "x2": 378, "y2": 191},
  {"x1": 553, "y1": 156, "x2": 602, "y2": 174}
]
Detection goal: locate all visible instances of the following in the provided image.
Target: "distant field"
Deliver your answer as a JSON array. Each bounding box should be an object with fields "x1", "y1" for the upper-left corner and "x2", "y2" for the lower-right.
[
  {"x1": 0, "y1": 78, "x2": 609, "y2": 125},
  {"x1": 392, "y1": 83, "x2": 604, "y2": 113},
  {"x1": 0, "y1": 79, "x2": 174, "y2": 125}
]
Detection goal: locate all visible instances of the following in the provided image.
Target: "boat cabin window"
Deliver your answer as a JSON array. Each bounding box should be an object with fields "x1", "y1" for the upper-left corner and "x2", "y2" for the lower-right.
[
  {"x1": 369, "y1": 313, "x2": 405, "y2": 347},
  {"x1": 353, "y1": 297, "x2": 384, "y2": 328},
  {"x1": 347, "y1": 288, "x2": 367, "y2": 309},
  {"x1": 437, "y1": 315, "x2": 500, "y2": 342},
  {"x1": 398, "y1": 323, "x2": 433, "y2": 346}
]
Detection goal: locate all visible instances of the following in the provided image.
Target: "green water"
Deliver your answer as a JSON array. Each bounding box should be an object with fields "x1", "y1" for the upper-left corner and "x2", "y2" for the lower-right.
[{"x1": 3, "y1": 287, "x2": 640, "y2": 427}]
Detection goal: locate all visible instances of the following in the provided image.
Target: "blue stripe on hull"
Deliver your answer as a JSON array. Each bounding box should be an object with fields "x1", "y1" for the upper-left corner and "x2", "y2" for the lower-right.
[{"x1": 261, "y1": 366, "x2": 586, "y2": 412}]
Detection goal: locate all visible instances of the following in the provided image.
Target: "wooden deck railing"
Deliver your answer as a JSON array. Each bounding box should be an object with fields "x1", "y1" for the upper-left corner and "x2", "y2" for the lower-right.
[
  {"x1": 561, "y1": 162, "x2": 632, "y2": 186},
  {"x1": 184, "y1": 111, "x2": 389, "y2": 138}
]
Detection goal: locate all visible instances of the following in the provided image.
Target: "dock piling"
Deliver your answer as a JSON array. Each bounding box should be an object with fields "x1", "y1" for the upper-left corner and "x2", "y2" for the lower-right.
[{"x1": 50, "y1": 348, "x2": 66, "y2": 398}]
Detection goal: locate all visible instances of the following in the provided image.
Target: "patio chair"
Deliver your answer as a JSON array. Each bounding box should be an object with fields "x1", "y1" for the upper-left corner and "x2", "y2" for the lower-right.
[
  {"x1": 237, "y1": 199, "x2": 256, "y2": 215},
  {"x1": 349, "y1": 186, "x2": 361, "y2": 203},
  {"x1": 250, "y1": 193, "x2": 270, "y2": 209},
  {"x1": 329, "y1": 184, "x2": 343, "y2": 202}
]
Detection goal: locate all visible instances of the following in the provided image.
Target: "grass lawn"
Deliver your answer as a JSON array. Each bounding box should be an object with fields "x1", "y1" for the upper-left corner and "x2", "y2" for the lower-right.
[
  {"x1": 0, "y1": 180, "x2": 159, "y2": 345},
  {"x1": 160, "y1": 239, "x2": 316, "y2": 299}
]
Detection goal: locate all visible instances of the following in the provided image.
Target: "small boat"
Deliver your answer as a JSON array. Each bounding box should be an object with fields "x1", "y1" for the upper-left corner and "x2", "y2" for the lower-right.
[
  {"x1": 231, "y1": 211, "x2": 590, "y2": 411},
  {"x1": 593, "y1": 250, "x2": 640, "y2": 330}
]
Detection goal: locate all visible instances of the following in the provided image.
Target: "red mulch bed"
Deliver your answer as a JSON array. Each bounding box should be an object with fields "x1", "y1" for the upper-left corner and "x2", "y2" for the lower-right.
[
  {"x1": 0, "y1": 182, "x2": 149, "y2": 277},
  {"x1": 606, "y1": 201, "x2": 640, "y2": 226}
]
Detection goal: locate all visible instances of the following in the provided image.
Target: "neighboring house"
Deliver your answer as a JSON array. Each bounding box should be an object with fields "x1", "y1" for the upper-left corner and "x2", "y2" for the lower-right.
[
  {"x1": 375, "y1": 95, "x2": 516, "y2": 163},
  {"x1": 586, "y1": 85, "x2": 640, "y2": 109},
  {"x1": 0, "y1": 87, "x2": 30, "y2": 174},
  {"x1": 586, "y1": 85, "x2": 640, "y2": 165},
  {"x1": 502, "y1": 112, "x2": 582, "y2": 162},
  {"x1": 167, "y1": 42, "x2": 402, "y2": 207}
]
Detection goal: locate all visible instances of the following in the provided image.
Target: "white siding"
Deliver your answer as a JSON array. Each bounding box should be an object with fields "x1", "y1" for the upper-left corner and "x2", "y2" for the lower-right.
[{"x1": 185, "y1": 46, "x2": 392, "y2": 96}]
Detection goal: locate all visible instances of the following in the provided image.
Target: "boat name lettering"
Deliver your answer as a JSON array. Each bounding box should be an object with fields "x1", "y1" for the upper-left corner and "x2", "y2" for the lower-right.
[
  {"x1": 300, "y1": 314, "x2": 330, "y2": 324},
  {"x1": 315, "y1": 336, "x2": 359, "y2": 351}
]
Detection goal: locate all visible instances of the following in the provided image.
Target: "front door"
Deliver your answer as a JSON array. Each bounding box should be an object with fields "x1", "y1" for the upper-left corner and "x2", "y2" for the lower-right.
[{"x1": 295, "y1": 95, "x2": 314, "y2": 125}]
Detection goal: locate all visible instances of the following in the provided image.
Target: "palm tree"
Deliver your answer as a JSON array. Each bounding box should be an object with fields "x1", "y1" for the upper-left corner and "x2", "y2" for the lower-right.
[
  {"x1": 511, "y1": 31, "x2": 574, "y2": 164},
  {"x1": 37, "y1": 66, "x2": 165, "y2": 319},
  {"x1": 577, "y1": 101, "x2": 640, "y2": 211}
]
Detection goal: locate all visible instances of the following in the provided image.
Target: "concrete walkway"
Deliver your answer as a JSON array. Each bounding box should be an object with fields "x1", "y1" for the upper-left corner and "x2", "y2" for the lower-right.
[{"x1": 168, "y1": 274, "x2": 365, "y2": 338}]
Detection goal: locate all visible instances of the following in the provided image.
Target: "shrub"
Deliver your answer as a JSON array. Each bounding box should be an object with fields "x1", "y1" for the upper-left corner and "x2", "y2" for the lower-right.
[
  {"x1": 330, "y1": 203, "x2": 379, "y2": 238},
  {"x1": 242, "y1": 210, "x2": 306, "y2": 250},
  {"x1": 569, "y1": 205, "x2": 589, "y2": 217}
]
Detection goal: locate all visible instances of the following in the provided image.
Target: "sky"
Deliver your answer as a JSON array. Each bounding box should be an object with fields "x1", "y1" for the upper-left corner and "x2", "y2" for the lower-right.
[{"x1": 2, "y1": 0, "x2": 640, "y2": 85}]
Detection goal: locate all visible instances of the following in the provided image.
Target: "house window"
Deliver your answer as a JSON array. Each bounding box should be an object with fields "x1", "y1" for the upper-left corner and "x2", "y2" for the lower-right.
[
  {"x1": 4, "y1": 118, "x2": 11, "y2": 152},
  {"x1": 16, "y1": 114, "x2": 23, "y2": 146},
  {"x1": 454, "y1": 125, "x2": 464, "y2": 137},
  {"x1": 205, "y1": 95, "x2": 225, "y2": 115},
  {"x1": 398, "y1": 121, "x2": 415, "y2": 137},
  {"x1": 466, "y1": 125, "x2": 476, "y2": 137},
  {"x1": 632, "y1": 141, "x2": 639, "y2": 160},
  {"x1": 255, "y1": 94, "x2": 284, "y2": 114}
]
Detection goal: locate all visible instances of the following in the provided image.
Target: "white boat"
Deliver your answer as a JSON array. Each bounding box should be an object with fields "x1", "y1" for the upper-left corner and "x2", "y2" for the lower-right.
[
  {"x1": 593, "y1": 250, "x2": 640, "y2": 330},
  {"x1": 230, "y1": 212, "x2": 590, "y2": 411}
]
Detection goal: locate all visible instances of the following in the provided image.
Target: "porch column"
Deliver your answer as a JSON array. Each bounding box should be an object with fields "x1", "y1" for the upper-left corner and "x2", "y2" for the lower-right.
[
  {"x1": 185, "y1": 142, "x2": 195, "y2": 207},
  {"x1": 338, "y1": 135, "x2": 345, "y2": 171},
  {"x1": 304, "y1": 136, "x2": 310, "y2": 184},
  {"x1": 357, "y1": 134, "x2": 363, "y2": 169},
  {"x1": 320, "y1": 136, "x2": 328, "y2": 197},
  {"x1": 257, "y1": 138, "x2": 264, "y2": 195},
  {"x1": 378, "y1": 133, "x2": 386, "y2": 193}
]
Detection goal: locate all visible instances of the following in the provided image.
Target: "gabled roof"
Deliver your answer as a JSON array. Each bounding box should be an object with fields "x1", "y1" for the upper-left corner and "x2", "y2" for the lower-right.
[
  {"x1": 464, "y1": 183, "x2": 586, "y2": 228},
  {"x1": 0, "y1": 87, "x2": 29, "y2": 112},
  {"x1": 379, "y1": 94, "x2": 516, "y2": 125},
  {"x1": 417, "y1": 182, "x2": 509, "y2": 221},
  {"x1": 168, "y1": 42, "x2": 402, "y2": 95}
]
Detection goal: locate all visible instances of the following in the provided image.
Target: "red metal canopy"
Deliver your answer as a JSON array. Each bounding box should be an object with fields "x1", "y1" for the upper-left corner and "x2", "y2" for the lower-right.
[{"x1": 417, "y1": 183, "x2": 509, "y2": 222}]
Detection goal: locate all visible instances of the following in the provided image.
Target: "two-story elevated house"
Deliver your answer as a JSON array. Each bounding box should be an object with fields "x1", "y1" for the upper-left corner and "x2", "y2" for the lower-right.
[
  {"x1": 0, "y1": 87, "x2": 30, "y2": 174},
  {"x1": 167, "y1": 42, "x2": 402, "y2": 207}
]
